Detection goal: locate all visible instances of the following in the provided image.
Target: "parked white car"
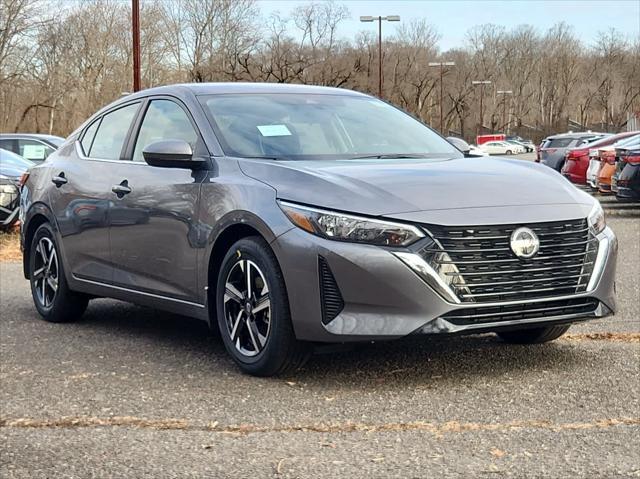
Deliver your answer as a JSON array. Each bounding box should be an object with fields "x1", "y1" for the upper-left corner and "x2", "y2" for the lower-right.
[
  {"x1": 586, "y1": 149, "x2": 602, "y2": 188},
  {"x1": 479, "y1": 141, "x2": 518, "y2": 155},
  {"x1": 507, "y1": 140, "x2": 533, "y2": 152},
  {"x1": 469, "y1": 144, "x2": 489, "y2": 156},
  {"x1": 446, "y1": 136, "x2": 489, "y2": 157}
]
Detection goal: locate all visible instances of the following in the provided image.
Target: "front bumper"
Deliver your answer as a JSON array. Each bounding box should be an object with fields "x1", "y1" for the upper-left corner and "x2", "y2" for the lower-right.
[{"x1": 271, "y1": 225, "x2": 617, "y2": 342}]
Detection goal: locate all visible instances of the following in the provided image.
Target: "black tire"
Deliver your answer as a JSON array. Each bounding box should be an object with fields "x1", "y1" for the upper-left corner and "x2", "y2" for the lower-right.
[
  {"x1": 215, "y1": 236, "x2": 310, "y2": 376},
  {"x1": 505, "y1": 150, "x2": 513, "y2": 155},
  {"x1": 498, "y1": 324, "x2": 570, "y2": 344},
  {"x1": 29, "y1": 223, "x2": 88, "y2": 323}
]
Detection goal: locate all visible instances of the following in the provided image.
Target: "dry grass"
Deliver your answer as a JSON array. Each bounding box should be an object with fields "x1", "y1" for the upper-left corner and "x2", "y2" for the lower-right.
[
  {"x1": 0, "y1": 230, "x2": 21, "y2": 262},
  {"x1": 563, "y1": 332, "x2": 640, "y2": 343},
  {"x1": 1, "y1": 416, "x2": 638, "y2": 435}
]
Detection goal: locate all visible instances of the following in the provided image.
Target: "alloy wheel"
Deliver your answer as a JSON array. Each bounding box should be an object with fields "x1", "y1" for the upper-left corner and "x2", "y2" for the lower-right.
[
  {"x1": 223, "y1": 259, "x2": 271, "y2": 357},
  {"x1": 33, "y1": 237, "x2": 59, "y2": 308}
]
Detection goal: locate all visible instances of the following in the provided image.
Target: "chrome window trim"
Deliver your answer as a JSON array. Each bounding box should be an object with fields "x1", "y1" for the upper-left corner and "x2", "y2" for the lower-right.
[{"x1": 74, "y1": 141, "x2": 149, "y2": 166}]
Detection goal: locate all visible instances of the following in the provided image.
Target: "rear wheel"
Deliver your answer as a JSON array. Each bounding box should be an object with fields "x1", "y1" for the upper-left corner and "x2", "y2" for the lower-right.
[
  {"x1": 216, "y1": 236, "x2": 310, "y2": 376},
  {"x1": 29, "y1": 223, "x2": 88, "y2": 323},
  {"x1": 498, "y1": 325, "x2": 570, "y2": 344}
]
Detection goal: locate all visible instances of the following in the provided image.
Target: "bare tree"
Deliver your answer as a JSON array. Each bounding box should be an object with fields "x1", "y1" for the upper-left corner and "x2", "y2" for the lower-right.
[{"x1": 1, "y1": 1, "x2": 637, "y2": 141}]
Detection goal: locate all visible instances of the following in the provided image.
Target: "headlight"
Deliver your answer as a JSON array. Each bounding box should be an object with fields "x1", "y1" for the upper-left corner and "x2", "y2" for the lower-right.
[
  {"x1": 0, "y1": 181, "x2": 19, "y2": 209},
  {"x1": 279, "y1": 201, "x2": 424, "y2": 246},
  {"x1": 588, "y1": 202, "x2": 605, "y2": 235}
]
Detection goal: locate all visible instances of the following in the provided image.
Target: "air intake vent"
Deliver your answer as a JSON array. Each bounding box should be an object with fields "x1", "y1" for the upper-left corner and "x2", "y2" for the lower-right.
[
  {"x1": 442, "y1": 298, "x2": 599, "y2": 326},
  {"x1": 318, "y1": 256, "x2": 344, "y2": 325}
]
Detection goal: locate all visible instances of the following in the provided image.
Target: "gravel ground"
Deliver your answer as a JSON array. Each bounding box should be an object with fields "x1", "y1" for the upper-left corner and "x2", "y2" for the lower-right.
[{"x1": 0, "y1": 217, "x2": 638, "y2": 478}]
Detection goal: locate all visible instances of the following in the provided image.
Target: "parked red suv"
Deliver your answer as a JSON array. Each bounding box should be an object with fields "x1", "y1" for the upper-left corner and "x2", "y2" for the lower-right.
[{"x1": 561, "y1": 131, "x2": 638, "y2": 184}]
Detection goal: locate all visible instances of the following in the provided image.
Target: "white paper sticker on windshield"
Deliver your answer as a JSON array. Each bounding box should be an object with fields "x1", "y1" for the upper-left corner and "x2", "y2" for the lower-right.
[
  {"x1": 257, "y1": 124, "x2": 292, "y2": 137},
  {"x1": 22, "y1": 144, "x2": 46, "y2": 160}
]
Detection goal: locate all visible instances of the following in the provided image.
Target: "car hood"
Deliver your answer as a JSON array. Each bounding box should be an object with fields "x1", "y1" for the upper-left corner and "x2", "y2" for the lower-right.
[{"x1": 239, "y1": 156, "x2": 594, "y2": 222}]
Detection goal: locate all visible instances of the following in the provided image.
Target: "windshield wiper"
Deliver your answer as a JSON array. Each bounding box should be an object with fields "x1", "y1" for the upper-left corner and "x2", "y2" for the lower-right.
[
  {"x1": 243, "y1": 156, "x2": 290, "y2": 161},
  {"x1": 348, "y1": 154, "x2": 432, "y2": 160}
]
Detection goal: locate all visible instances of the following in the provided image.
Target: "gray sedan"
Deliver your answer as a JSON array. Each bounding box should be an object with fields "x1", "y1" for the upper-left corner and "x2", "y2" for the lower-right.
[{"x1": 20, "y1": 83, "x2": 617, "y2": 376}]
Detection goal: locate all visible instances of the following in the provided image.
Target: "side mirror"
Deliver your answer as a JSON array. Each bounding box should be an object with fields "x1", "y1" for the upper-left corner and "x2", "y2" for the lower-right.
[
  {"x1": 142, "y1": 140, "x2": 205, "y2": 169},
  {"x1": 446, "y1": 136, "x2": 471, "y2": 156}
]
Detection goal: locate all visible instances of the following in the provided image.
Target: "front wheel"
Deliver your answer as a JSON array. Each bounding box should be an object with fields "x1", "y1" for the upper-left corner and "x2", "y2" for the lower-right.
[
  {"x1": 498, "y1": 324, "x2": 570, "y2": 344},
  {"x1": 505, "y1": 150, "x2": 513, "y2": 155},
  {"x1": 215, "y1": 236, "x2": 310, "y2": 376},
  {"x1": 29, "y1": 223, "x2": 88, "y2": 322}
]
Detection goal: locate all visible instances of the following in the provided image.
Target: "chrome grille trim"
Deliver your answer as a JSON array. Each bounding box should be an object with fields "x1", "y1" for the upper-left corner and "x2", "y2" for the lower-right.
[
  {"x1": 455, "y1": 273, "x2": 590, "y2": 288},
  {"x1": 441, "y1": 298, "x2": 600, "y2": 325},
  {"x1": 420, "y1": 218, "x2": 598, "y2": 303},
  {"x1": 444, "y1": 263, "x2": 594, "y2": 276},
  {"x1": 436, "y1": 251, "x2": 589, "y2": 265}
]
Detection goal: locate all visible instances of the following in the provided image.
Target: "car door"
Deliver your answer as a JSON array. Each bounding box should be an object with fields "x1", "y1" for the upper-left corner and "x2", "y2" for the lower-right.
[
  {"x1": 108, "y1": 97, "x2": 207, "y2": 303},
  {"x1": 485, "y1": 142, "x2": 498, "y2": 154},
  {"x1": 48, "y1": 101, "x2": 141, "y2": 284}
]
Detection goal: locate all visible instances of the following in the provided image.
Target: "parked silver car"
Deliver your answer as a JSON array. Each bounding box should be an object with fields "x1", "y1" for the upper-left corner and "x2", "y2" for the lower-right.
[
  {"x1": 20, "y1": 83, "x2": 617, "y2": 376},
  {"x1": 1, "y1": 148, "x2": 34, "y2": 230},
  {"x1": 0, "y1": 133, "x2": 64, "y2": 163},
  {"x1": 539, "y1": 132, "x2": 608, "y2": 171}
]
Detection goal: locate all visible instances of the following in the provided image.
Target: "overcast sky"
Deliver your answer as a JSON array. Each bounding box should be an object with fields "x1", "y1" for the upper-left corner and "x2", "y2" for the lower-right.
[{"x1": 258, "y1": 0, "x2": 640, "y2": 50}]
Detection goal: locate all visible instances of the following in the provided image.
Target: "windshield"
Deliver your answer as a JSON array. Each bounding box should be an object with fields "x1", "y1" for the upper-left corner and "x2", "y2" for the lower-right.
[{"x1": 201, "y1": 94, "x2": 461, "y2": 160}]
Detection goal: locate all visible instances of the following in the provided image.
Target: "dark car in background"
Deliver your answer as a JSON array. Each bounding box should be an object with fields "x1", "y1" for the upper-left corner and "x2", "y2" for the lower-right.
[
  {"x1": 1, "y1": 148, "x2": 34, "y2": 230},
  {"x1": 20, "y1": 83, "x2": 617, "y2": 376},
  {"x1": 609, "y1": 136, "x2": 640, "y2": 194},
  {"x1": 539, "y1": 132, "x2": 608, "y2": 171},
  {"x1": 0, "y1": 133, "x2": 64, "y2": 163},
  {"x1": 561, "y1": 131, "x2": 638, "y2": 185},
  {"x1": 615, "y1": 146, "x2": 640, "y2": 201}
]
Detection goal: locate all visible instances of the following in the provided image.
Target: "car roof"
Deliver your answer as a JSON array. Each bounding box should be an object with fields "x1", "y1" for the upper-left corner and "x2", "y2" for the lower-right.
[
  {"x1": 0, "y1": 133, "x2": 64, "y2": 142},
  {"x1": 121, "y1": 82, "x2": 369, "y2": 102},
  {"x1": 575, "y1": 131, "x2": 639, "y2": 150},
  {"x1": 545, "y1": 132, "x2": 610, "y2": 140}
]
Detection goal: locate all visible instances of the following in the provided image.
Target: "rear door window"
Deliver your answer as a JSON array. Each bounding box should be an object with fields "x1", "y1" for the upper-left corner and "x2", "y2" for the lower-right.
[{"x1": 89, "y1": 103, "x2": 140, "y2": 160}]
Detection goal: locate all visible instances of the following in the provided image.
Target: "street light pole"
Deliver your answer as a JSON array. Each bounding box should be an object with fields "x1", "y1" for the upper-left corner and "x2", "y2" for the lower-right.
[
  {"x1": 472, "y1": 80, "x2": 491, "y2": 136},
  {"x1": 360, "y1": 15, "x2": 400, "y2": 98},
  {"x1": 428, "y1": 61, "x2": 455, "y2": 134},
  {"x1": 132, "y1": 0, "x2": 141, "y2": 92},
  {"x1": 497, "y1": 90, "x2": 513, "y2": 134}
]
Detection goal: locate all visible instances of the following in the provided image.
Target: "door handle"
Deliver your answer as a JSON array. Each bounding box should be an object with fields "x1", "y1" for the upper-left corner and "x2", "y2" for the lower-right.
[
  {"x1": 51, "y1": 173, "x2": 67, "y2": 187},
  {"x1": 111, "y1": 180, "x2": 131, "y2": 197}
]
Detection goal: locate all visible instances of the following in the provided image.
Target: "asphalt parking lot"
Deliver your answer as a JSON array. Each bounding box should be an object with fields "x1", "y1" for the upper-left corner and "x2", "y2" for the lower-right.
[{"x1": 1, "y1": 212, "x2": 639, "y2": 477}]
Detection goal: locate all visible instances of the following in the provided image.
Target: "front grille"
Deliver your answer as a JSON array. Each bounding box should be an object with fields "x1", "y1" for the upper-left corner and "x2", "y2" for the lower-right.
[
  {"x1": 442, "y1": 298, "x2": 599, "y2": 325},
  {"x1": 318, "y1": 256, "x2": 344, "y2": 325},
  {"x1": 421, "y1": 218, "x2": 598, "y2": 303}
]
